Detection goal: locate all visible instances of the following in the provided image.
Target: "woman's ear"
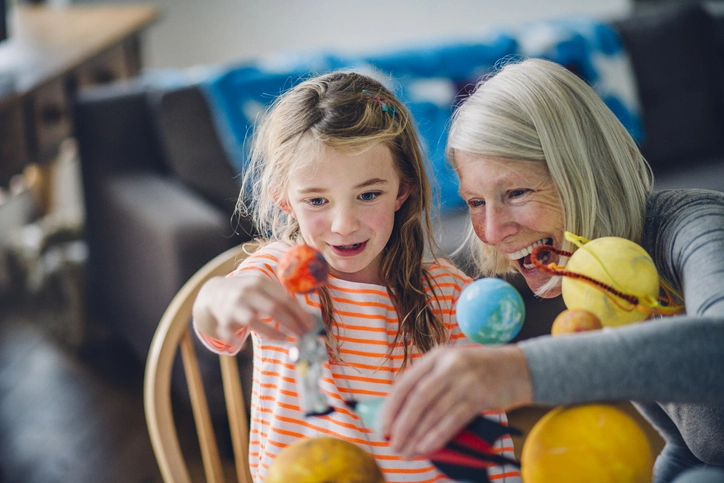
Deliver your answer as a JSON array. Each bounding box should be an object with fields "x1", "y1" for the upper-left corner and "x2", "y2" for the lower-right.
[{"x1": 395, "y1": 184, "x2": 411, "y2": 211}]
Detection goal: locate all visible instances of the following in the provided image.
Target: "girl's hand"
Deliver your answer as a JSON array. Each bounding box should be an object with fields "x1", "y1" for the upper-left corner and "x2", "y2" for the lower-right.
[
  {"x1": 192, "y1": 275, "x2": 316, "y2": 343},
  {"x1": 379, "y1": 345, "x2": 534, "y2": 458}
]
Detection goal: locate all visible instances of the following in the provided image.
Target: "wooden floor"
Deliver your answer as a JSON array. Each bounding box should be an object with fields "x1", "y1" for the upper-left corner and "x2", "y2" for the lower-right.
[{"x1": 0, "y1": 305, "x2": 188, "y2": 483}]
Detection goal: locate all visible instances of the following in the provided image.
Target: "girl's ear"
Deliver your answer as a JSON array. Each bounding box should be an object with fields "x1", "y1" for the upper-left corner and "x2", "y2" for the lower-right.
[
  {"x1": 278, "y1": 199, "x2": 295, "y2": 217},
  {"x1": 273, "y1": 189, "x2": 295, "y2": 217},
  {"x1": 395, "y1": 184, "x2": 411, "y2": 211}
]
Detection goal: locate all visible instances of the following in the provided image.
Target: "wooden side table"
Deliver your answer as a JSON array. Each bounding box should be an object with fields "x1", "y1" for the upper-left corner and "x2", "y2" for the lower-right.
[{"x1": 0, "y1": 4, "x2": 159, "y2": 195}]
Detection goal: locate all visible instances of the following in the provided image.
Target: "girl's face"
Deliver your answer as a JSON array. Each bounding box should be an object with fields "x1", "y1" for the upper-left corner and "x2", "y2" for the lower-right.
[
  {"x1": 284, "y1": 143, "x2": 409, "y2": 285},
  {"x1": 456, "y1": 152, "x2": 565, "y2": 297}
]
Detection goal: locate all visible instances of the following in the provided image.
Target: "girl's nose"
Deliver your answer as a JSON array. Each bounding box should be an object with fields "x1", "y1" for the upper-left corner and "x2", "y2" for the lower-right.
[{"x1": 331, "y1": 207, "x2": 360, "y2": 235}]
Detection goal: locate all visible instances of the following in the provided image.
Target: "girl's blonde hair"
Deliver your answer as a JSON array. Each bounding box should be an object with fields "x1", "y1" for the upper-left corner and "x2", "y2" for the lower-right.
[
  {"x1": 239, "y1": 71, "x2": 447, "y2": 368},
  {"x1": 447, "y1": 58, "x2": 652, "y2": 293}
]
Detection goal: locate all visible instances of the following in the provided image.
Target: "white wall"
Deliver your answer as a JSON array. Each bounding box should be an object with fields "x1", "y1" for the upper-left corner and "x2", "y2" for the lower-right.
[{"x1": 128, "y1": 0, "x2": 632, "y2": 69}]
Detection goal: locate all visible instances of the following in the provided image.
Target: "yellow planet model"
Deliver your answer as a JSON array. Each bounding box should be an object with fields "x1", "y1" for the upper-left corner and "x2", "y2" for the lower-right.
[
  {"x1": 521, "y1": 404, "x2": 654, "y2": 483},
  {"x1": 265, "y1": 436, "x2": 386, "y2": 483},
  {"x1": 561, "y1": 236, "x2": 659, "y2": 327}
]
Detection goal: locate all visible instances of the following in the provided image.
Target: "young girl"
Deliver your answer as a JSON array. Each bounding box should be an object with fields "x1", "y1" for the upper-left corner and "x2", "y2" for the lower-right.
[{"x1": 192, "y1": 71, "x2": 520, "y2": 483}]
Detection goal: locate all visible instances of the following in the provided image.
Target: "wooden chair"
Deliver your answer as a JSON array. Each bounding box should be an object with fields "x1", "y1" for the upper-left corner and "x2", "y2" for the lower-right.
[{"x1": 145, "y1": 245, "x2": 253, "y2": 483}]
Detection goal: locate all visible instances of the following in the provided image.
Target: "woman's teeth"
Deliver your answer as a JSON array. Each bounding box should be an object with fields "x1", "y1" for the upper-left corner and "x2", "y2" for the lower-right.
[
  {"x1": 507, "y1": 238, "x2": 552, "y2": 261},
  {"x1": 522, "y1": 250, "x2": 550, "y2": 270}
]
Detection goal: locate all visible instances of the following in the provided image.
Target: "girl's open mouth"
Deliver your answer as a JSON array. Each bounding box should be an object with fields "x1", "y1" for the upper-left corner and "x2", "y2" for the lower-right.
[{"x1": 330, "y1": 241, "x2": 366, "y2": 256}]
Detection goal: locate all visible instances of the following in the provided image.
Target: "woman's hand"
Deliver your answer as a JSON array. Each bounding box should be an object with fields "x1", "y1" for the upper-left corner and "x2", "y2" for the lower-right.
[
  {"x1": 192, "y1": 275, "x2": 316, "y2": 343},
  {"x1": 379, "y1": 344, "x2": 534, "y2": 458}
]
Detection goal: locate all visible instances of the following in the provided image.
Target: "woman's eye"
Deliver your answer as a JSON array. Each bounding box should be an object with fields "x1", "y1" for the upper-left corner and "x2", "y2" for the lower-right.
[
  {"x1": 359, "y1": 191, "x2": 380, "y2": 201},
  {"x1": 467, "y1": 199, "x2": 484, "y2": 208},
  {"x1": 510, "y1": 189, "x2": 528, "y2": 198}
]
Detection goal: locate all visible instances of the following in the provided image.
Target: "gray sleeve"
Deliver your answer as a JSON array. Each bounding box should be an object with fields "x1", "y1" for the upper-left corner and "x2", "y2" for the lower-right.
[
  {"x1": 519, "y1": 315, "x2": 724, "y2": 405},
  {"x1": 647, "y1": 190, "x2": 724, "y2": 316},
  {"x1": 519, "y1": 190, "x2": 724, "y2": 406}
]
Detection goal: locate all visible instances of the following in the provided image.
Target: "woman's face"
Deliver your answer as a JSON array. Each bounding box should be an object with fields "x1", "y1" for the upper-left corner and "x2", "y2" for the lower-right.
[{"x1": 456, "y1": 152, "x2": 565, "y2": 297}]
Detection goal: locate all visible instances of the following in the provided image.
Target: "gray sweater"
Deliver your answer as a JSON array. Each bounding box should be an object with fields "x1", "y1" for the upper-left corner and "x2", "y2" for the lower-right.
[{"x1": 519, "y1": 189, "x2": 724, "y2": 468}]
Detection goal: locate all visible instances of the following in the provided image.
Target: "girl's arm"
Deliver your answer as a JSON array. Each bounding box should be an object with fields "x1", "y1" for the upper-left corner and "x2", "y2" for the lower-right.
[
  {"x1": 192, "y1": 243, "x2": 318, "y2": 355},
  {"x1": 193, "y1": 272, "x2": 314, "y2": 354},
  {"x1": 193, "y1": 274, "x2": 315, "y2": 347}
]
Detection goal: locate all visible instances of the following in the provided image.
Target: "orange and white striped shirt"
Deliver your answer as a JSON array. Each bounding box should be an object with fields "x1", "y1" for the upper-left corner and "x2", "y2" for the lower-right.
[{"x1": 195, "y1": 242, "x2": 521, "y2": 483}]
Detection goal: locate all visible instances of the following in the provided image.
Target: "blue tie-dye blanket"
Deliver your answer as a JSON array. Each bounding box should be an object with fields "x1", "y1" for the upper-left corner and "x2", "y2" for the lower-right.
[{"x1": 145, "y1": 16, "x2": 641, "y2": 212}]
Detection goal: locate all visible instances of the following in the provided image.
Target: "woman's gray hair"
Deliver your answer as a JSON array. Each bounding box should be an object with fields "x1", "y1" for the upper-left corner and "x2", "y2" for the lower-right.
[{"x1": 447, "y1": 58, "x2": 652, "y2": 282}]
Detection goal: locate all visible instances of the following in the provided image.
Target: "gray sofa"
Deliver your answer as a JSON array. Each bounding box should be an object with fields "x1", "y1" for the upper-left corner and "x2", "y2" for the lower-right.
[{"x1": 73, "y1": 3, "x2": 724, "y2": 417}]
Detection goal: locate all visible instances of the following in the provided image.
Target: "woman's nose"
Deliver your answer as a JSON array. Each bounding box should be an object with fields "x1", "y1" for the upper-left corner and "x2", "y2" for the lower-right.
[{"x1": 477, "y1": 205, "x2": 515, "y2": 245}]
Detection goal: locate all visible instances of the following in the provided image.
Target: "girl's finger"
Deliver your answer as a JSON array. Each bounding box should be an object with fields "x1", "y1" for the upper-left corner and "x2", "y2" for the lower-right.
[
  {"x1": 248, "y1": 320, "x2": 289, "y2": 341},
  {"x1": 251, "y1": 280, "x2": 315, "y2": 336},
  {"x1": 216, "y1": 318, "x2": 246, "y2": 342}
]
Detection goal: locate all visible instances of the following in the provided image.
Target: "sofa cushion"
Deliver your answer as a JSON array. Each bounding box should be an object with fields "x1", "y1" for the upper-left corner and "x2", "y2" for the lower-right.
[
  {"x1": 149, "y1": 85, "x2": 241, "y2": 217},
  {"x1": 653, "y1": 156, "x2": 724, "y2": 192},
  {"x1": 613, "y1": 5, "x2": 724, "y2": 169}
]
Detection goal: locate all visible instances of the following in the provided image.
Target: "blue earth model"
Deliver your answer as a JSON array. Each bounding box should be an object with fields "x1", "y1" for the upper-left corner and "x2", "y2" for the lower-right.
[{"x1": 456, "y1": 278, "x2": 525, "y2": 345}]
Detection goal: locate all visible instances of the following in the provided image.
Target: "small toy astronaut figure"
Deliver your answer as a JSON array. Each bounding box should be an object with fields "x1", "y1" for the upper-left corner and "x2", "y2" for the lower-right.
[{"x1": 288, "y1": 315, "x2": 334, "y2": 417}]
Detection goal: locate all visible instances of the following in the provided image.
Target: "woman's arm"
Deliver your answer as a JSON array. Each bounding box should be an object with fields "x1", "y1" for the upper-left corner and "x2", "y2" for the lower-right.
[
  {"x1": 381, "y1": 190, "x2": 724, "y2": 457},
  {"x1": 520, "y1": 315, "x2": 724, "y2": 405},
  {"x1": 528, "y1": 190, "x2": 724, "y2": 406},
  {"x1": 379, "y1": 344, "x2": 533, "y2": 457},
  {"x1": 381, "y1": 314, "x2": 724, "y2": 457}
]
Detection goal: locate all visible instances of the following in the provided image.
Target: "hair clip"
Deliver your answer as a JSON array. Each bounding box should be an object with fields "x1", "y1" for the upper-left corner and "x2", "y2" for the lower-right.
[{"x1": 363, "y1": 89, "x2": 396, "y2": 118}]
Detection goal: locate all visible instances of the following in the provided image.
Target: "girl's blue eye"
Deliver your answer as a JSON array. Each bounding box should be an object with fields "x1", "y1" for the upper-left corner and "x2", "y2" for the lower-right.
[
  {"x1": 359, "y1": 191, "x2": 380, "y2": 201},
  {"x1": 307, "y1": 198, "x2": 326, "y2": 206}
]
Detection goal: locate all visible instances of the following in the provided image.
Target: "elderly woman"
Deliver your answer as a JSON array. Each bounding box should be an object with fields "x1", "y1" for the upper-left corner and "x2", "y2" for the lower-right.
[{"x1": 379, "y1": 58, "x2": 724, "y2": 482}]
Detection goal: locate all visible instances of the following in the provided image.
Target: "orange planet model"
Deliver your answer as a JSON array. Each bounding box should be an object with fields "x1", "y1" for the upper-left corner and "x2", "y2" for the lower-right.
[
  {"x1": 551, "y1": 309, "x2": 603, "y2": 336},
  {"x1": 277, "y1": 244, "x2": 329, "y2": 293}
]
